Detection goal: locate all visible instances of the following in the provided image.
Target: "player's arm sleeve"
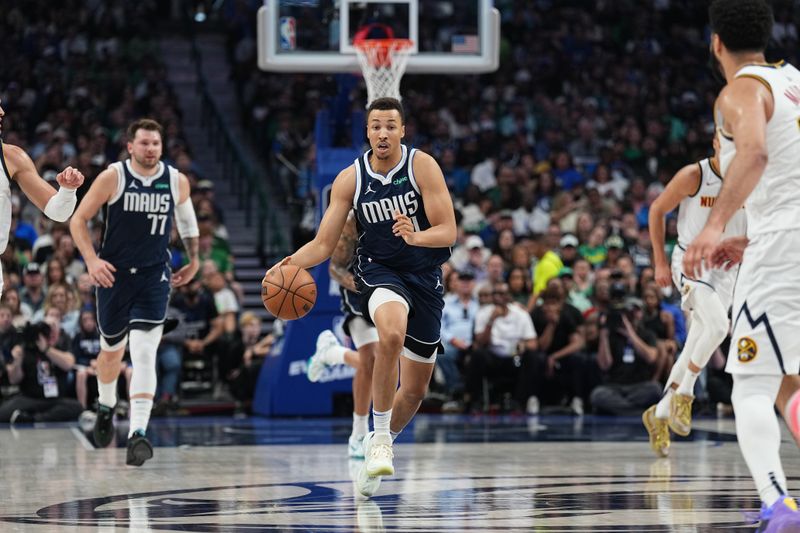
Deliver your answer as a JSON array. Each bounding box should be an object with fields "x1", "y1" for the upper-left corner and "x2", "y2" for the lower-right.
[
  {"x1": 43, "y1": 187, "x2": 78, "y2": 222},
  {"x1": 175, "y1": 199, "x2": 200, "y2": 239}
]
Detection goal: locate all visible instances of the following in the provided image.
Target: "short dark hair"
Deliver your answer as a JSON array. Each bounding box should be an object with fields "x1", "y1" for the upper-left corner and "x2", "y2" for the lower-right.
[
  {"x1": 366, "y1": 97, "x2": 404, "y2": 124},
  {"x1": 127, "y1": 118, "x2": 164, "y2": 142},
  {"x1": 709, "y1": 0, "x2": 773, "y2": 53}
]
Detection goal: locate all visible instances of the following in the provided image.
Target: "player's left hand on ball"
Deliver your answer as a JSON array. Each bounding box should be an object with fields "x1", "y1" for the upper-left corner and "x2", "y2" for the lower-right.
[
  {"x1": 56, "y1": 166, "x2": 84, "y2": 190},
  {"x1": 172, "y1": 261, "x2": 199, "y2": 287},
  {"x1": 392, "y1": 210, "x2": 415, "y2": 244},
  {"x1": 265, "y1": 256, "x2": 292, "y2": 281}
]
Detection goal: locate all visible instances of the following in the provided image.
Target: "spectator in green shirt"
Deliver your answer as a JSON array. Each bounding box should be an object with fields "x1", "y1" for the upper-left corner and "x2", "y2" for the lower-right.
[{"x1": 579, "y1": 226, "x2": 608, "y2": 267}]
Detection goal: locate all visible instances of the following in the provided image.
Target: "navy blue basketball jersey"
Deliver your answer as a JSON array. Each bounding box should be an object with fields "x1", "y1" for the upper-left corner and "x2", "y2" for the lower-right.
[
  {"x1": 100, "y1": 160, "x2": 177, "y2": 269},
  {"x1": 353, "y1": 145, "x2": 451, "y2": 272}
]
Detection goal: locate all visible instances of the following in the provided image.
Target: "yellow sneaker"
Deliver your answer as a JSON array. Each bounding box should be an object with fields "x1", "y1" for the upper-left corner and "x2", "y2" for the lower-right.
[
  {"x1": 669, "y1": 393, "x2": 694, "y2": 437},
  {"x1": 642, "y1": 405, "x2": 670, "y2": 458}
]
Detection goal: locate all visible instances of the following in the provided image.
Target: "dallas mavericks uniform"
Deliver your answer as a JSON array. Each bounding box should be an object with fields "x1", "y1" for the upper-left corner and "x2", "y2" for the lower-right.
[
  {"x1": 0, "y1": 142, "x2": 12, "y2": 298},
  {"x1": 670, "y1": 157, "x2": 746, "y2": 310},
  {"x1": 719, "y1": 61, "x2": 800, "y2": 375},
  {"x1": 352, "y1": 145, "x2": 451, "y2": 361},
  {"x1": 96, "y1": 160, "x2": 179, "y2": 343},
  {"x1": 340, "y1": 261, "x2": 378, "y2": 349}
]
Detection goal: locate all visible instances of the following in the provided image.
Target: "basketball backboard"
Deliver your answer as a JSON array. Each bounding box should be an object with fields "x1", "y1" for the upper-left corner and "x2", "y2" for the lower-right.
[{"x1": 258, "y1": 0, "x2": 500, "y2": 74}]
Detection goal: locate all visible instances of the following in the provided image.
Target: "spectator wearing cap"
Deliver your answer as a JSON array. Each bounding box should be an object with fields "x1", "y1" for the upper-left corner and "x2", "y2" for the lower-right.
[
  {"x1": 526, "y1": 233, "x2": 564, "y2": 311},
  {"x1": 579, "y1": 227, "x2": 608, "y2": 267},
  {"x1": 195, "y1": 179, "x2": 226, "y2": 225},
  {"x1": 464, "y1": 281, "x2": 538, "y2": 413},
  {"x1": 590, "y1": 296, "x2": 661, "y2": 415},
  {"x1": 559, "y1": 234, "x2": 580, "y2": 267},
  {"x1": 629, "y1": 227, "x2": 653, "y2": 274},
  {"x1": 439, "y1": 271, "x2": 479, "y2": 398},
  {"x1": 604, "y1": 235, "x2": 627, "y2": 269},
  {"x1": 453, "y1": 235, "x2": 490, "y2": 282},
  {"x1": 20, "y1": 263, "x2": 46, "y2": 316},
  {"x1": 528, "y1": 285, "x2": 587, "y2": 415}
]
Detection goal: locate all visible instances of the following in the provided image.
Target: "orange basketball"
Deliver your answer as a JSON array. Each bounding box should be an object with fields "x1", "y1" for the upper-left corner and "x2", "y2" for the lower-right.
[{"x1": 262, "y1": 264, "x2": 317, "y2": 320}]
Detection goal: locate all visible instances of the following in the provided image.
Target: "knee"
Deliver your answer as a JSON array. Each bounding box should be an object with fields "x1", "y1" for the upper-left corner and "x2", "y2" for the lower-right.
[
  {"x1": 399, "y1": 382, "x2": 428, "y2": 404},
  {"x1": 378, "y1": 328, "x2": 405, "y2": 355}
]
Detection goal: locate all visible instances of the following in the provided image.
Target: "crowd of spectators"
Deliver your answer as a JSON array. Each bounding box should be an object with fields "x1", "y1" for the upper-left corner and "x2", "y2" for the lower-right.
[
  {"x1": 225, "y1": 0, "x2": 799, "y2": 415},
  {"x1": 0, "y1": 1, "x2": 269, "y2": 424}
]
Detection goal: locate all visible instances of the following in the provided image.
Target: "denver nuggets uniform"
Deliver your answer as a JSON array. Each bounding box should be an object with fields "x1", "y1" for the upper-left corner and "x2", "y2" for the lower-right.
[
  {"x1": 670, "y1": 156, "x2": 747, "y2": 310},
  {"x1": 96, "y1": 160, "x2": 179, "y2": 343},
  {"x1": 352, "y1": 145, "x2": 451, "y2": 361},
  {"x1": 0, "y1": 142, "x2": 12, "y2": 299},
  {"x1": 719, "y1": 61, "x2": 800, "y2": 375}
]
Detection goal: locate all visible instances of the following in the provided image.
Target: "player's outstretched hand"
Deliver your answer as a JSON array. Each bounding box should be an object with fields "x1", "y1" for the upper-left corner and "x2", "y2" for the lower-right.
[
  {"x1": 56, "y1": 166, "x2": 84, "y2": 190},
  {"x1": 710, "y1": 236, "x2": 749, "y2": 270},
  {"x1": 392, "y1": 210, "x2": 416, "y2": 245},
  {"x1": 172, "y1": 260, "x2": 200, "y2": 288},
  {"x1": 87, "y1": 257, "x2": 116, "y2": 288},
  {"x1": 683, "y1": 225, "x2": 722, "y2": 280}
]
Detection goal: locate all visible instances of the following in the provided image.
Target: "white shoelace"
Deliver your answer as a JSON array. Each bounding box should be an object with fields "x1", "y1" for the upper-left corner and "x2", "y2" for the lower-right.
[{"x1": 371, "y1": 443, "x2": 394, "y2": 462}]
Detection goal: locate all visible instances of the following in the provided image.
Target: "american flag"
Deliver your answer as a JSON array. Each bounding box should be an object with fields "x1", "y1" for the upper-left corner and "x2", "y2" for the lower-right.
[{"x1": 452, "y1": 35, "x2": 479, "y2": 53}]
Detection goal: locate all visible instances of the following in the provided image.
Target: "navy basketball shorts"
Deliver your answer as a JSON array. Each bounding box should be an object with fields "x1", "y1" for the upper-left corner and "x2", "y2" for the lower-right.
[
  {"x1": 356, "y1": 260, "x2": 445, "y2": 362},
  {"x1": 96, "y1": 262, "x2": 171, "y2": 343}
]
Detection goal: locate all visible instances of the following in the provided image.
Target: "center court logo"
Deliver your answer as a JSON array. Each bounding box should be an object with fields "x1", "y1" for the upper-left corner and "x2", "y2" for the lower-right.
[
  {"x1": 737, "y1": 336, "x2": 758, "y2": 363},
  {"x1": 0, "y1": 475, "x2": 767, "y2": 531}
]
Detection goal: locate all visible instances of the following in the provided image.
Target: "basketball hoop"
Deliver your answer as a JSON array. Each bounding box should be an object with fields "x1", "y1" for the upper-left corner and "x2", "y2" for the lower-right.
[{"x1": 354, "y1": 38, "x2": 413, "y2": 106}]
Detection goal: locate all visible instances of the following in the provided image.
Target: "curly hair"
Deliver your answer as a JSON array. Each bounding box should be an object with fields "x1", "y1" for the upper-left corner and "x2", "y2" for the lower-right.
[{"x1": 709, "y1": 0, "x2": 773, "y2": 52}]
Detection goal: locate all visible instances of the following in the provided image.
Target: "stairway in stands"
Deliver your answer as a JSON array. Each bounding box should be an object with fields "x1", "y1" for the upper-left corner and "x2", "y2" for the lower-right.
[{"x1": 160, "y1": 33, "x2": 291, "y2": 330}]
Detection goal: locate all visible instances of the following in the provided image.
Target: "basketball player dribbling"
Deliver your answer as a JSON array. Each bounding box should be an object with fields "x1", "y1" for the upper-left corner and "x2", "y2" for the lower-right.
[
  {"x1": 70, "y1": 119, "x2": 200, "y2": 466},
  {"x1": 307, "y1": 211, "x2": 379, "y2": 459},
  {"x1": 643, "y1": 136, "x2": 746, "y2": 458},
  {"x1": 684, "y1": 0, "x2": 800, "y2": 528},
  {"x1": 268, "y1": 97, "x2": 456, "y2": 497},
  {"x1": 0, "y1": 100, "x2": 84, "y2": 299}
]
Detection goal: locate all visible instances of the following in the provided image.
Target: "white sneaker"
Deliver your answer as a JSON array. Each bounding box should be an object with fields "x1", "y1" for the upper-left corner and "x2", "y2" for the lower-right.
[
  {"x1": 570, "y1": 397, "x2": 584, "y2": 416},
  {"x1": 356, "y1": 499, "x2": 386, "y2": 532},
  {"x1": 307, "y1": 330, "x2": 339, "y2": 382},
  {"x1": 349, "y1": 434, "x2": 365, "y2": 458},
  {"x1": 365, "y1": 433, "x2": 394, "y2": 477},
  {"x1": 526, "y1": 396, "x2": 540, "y2": 416},
  {"x1": 356, "y1": 432, "x2": 383, "y2": 497}
]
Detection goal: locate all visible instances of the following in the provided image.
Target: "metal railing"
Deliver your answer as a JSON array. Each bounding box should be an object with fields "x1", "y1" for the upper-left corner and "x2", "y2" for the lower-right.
[{"x1": 188, "y1": 38, "x2": 287, "y2": 261}]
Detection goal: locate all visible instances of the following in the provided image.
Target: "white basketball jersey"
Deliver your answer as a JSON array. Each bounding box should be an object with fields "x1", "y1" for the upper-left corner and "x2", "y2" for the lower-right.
[
  {"x1": 718, "y1": 61, "x2": 800, "y2": 237},
  {"x1": 677, "y1": 158, "x2": 747, "y2": 248},
  {"x1": 0, "y1": 143, "x2": 12, "y2": 255}
]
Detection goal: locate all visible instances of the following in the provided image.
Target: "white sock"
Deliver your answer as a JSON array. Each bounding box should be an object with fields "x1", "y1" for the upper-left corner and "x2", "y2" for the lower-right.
[
  {"x1": 128, "y1": 398, "x2": 153, "y2": 438},
  {"x1": 352, "y1": 413, "x2": 369, "y2": 437},
  {"x1": 98, "y1": 379, "x2": 118, "y2": 408},
  {"x1": 372, "y1": 408, "x2": 392, "y2": 443},
  {"x1": 655, "y1": 388, "x2": 674, "y2": 419},
  {"x1": 732, "y1": 374, "x2": 787, "y2": 507},
  {"x1": 390, "y1": 430, "x2": 400, "y2": 442},
  {"x1": 327, "y1": 345, "x2": 347, "y2": 365},
  {"x1": 677, "y1": 369, "x2": 699, "y2": 396}
]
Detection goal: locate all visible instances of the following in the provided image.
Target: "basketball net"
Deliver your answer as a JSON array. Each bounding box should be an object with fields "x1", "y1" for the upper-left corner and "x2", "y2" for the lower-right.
[{"x1": 354, "y1": 39, "x2": 413, "y2": 106}]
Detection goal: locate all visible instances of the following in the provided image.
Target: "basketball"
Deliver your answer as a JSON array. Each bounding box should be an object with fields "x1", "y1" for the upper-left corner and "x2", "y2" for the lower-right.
[{"x1": 262, "y1": 264, "x2": 317, "y2": 320}]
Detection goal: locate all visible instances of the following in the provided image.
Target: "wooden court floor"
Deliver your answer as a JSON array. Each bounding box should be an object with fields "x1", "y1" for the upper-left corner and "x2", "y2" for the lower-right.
[{"x1": 0, "y1": 415, "x2": 796, "y2": 532}]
